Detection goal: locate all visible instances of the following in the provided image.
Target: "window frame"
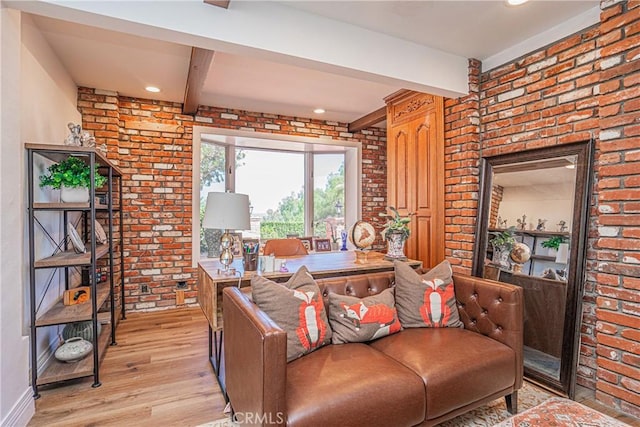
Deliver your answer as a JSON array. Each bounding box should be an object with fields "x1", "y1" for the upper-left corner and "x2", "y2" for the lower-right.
[{"x1": 192, "y1": 126, "x2": 362, "y2": 266}]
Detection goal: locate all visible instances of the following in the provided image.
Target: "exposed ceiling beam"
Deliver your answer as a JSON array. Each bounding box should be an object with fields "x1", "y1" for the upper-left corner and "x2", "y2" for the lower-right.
[
  {"x1": 183, "y1": 47, "x2": 214, "y2": 115},
  {"x1": 6, "y1": 0, "x2": 468, "y2": 98},
  {"x1": 348, "y1": 107, "x2": 386, "y2": 133},
  {"x1": 203, "y1": 0, "x2": 230, "y2": 9}
]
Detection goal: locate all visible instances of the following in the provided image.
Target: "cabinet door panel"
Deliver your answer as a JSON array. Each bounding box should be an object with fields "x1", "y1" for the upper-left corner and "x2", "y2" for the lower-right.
[
  {"x1": 388, "y1": 125, "x2": 410, "y2": 211},
  {"x1": 414, "y1": 120, "x2": 432, "y2": 211}
]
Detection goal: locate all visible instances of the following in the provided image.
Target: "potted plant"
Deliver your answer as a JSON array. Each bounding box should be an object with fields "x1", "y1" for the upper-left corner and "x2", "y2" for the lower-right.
[
  {"x1": 380, "y1": 206, "x2": 413, "y2": 260},
  {"x1": 39, "y1": 156, "x2": 107, "y2": 203},
  {"x1": 489, "y1": 226, "x2": 516, "y2": 268},
  {"x1": 541, "y1": 235, "x2": 567, "y2": 256}
]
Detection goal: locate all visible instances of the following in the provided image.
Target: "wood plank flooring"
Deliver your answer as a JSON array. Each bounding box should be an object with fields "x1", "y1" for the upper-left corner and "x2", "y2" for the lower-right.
[
  {"x1": 29, "y1": 308, "x2": 226, "y2": 427},
  {"x1": 28, "y1": 307, "x2": 638, "y2": 426}
]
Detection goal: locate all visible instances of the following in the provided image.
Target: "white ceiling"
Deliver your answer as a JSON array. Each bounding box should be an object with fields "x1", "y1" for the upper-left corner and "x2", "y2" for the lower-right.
[{"x1": 28, "y1": 0, "x2": 599, "y2": 124}]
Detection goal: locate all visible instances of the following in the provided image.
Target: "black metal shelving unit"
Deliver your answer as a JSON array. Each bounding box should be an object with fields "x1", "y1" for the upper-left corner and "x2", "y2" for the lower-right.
[{"x1": 26, "y1": 143, "x2": 125, "y2": 398}]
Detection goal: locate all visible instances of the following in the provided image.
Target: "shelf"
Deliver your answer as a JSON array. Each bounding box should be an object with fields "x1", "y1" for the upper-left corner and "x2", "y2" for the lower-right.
[
  {"x1": 33, "y1": 202, "x2": 120, "y2": 211},
  {"x1": 34, "y1": 243, "x2": 112, "y2": 268},
  {"x1": 25, "y1": 143, "x2": 122, "y2": 176},
  {"x1": 27, "y1": 143, "x2": 125, "y2": 395},
  {"x1": 489, "y1": 228, "x2": 570, "y2": 237},
  {"x1": 35, "y1": 280, "x2": 113, "y2": 327},
  {"x1": 530, "y1": 254, "x2": 560, "y2": 262},
  {"x1": 36, "y1": 323, "x2": 112, "y2": 386}
]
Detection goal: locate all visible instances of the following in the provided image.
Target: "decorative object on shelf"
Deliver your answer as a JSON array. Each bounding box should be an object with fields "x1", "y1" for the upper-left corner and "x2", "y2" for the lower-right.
[
  {"x1": 314, "y1": 238, "x2": 331, "y2": 252},
  {"x1": 299, "y1": 237, "x2": 313, "y2": 252},
  {"x1": 54, "y1": 337, "x2": 93, "y2": 363},
  {"x1": 39, "y1": 156, "x2": 107, "y2": 203},
  {"x1": 380, "y1": 206, "x2": 413, "y2": 261},
  {"x1": 557, "y1": 220, "x2": 568, "y2": 232},
  {"x1": 94, "y1": 220, "x2": 108, "y2": 244},
  {"x1": 489, "y1": 226, "x2": 516, "y2": 268},
  {"x1": 348, "y1": 220, "x2": 376, "y2": 262},
  {"x1": 62, "y1": 321, "x2": 102, "y2": 342},
  {"x1": 202, "y1": 192, "x2": 251, "y2": 274},
  {"x1": 63, "y1": 286, "x2": 91, "y2": 305},
  {"x1": 517, "y1": 214, "x2": 527, "y2": 230},
  {"x1": 64, "y1": 122, "x2": 82, "y2": 146},
  {"x1": 340, "y1": 230, "x2": 348, "y2": 251},
  {"x1": 541, "y1": 268, "x2": 560, "y2": 280},
  {"x1": 497, "y1": 216, "x2": 508, "y2": 229},
  {"x1": 68, "y1": 222, "x2": 86, "y2": 254},
  {"x1": 64, "y1": 122, "x2": 96, "y2": 147},
  {"x1": 536, "y1": 219, "x2": 547, "y2": 231},
  {"x1": 510, "y1": 242, "x2": 532, "y2": 273}
]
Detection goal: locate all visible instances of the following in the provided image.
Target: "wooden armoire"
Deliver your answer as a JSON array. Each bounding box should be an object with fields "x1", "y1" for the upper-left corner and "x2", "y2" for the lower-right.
[{"x1": 385, "y1": 90, "x2": 445, "y2": 268}]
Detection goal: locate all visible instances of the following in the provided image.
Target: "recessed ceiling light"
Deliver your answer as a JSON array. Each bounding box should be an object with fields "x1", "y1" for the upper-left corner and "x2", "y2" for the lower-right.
[
  {"x1": 507, "y1": 0, "x2": 529, "y2": 5},
  {"x1": 313, "y1": 108, "x2": 325, "y2": 114},
  {"x1": 145, "y1": 86, "x2": 160, "y2": 93},
  {"x1": 565, "y1": 164, "x2": 576, "y2": 169}
]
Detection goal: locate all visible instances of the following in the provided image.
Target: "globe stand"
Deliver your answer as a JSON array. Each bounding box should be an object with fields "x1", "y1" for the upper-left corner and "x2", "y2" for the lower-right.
[{"x1": 355, "y1": 249, "x2": 369, "y2": 264}]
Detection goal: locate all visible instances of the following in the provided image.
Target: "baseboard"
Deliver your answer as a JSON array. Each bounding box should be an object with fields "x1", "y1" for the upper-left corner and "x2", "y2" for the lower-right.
[{"x1": 1, "y1": 387, "x2": 35, "y2": 427}]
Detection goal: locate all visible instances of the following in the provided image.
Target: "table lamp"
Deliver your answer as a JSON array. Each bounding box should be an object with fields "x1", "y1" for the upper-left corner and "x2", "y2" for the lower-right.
[{"x1": 202, "y1": 192, "x2": 250, "y2": 273}]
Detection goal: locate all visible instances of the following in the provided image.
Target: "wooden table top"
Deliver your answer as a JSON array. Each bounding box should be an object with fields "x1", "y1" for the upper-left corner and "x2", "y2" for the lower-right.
[{"x1": 198, "y1": 250, "x2": 422, "y2": 283}]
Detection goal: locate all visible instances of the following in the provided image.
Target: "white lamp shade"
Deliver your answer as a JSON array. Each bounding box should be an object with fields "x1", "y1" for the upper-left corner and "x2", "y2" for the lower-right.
[
  {"x1": 555, "y1": 242, "x2": 569, "y2": 264},
  {"x1": 202, "y1": 192, "x2": 250, "y2": 230}
]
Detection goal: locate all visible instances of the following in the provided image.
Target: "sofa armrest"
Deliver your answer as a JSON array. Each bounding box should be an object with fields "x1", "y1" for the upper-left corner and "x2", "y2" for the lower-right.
[
  {"x1": 223, "y1": 287, "x2": 287, "y2": 426},
  {"x1": 453, "y1": 274, "x2": 524, "y2": 390}
]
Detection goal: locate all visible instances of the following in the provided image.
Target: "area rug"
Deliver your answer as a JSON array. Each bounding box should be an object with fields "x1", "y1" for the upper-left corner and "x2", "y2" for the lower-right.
[
  {"x1": 493, "y1": 396, "x2": 631, "y2": 427},
  {"x1": 200, "y1": 381, "x2": 554, "y2": 427}
]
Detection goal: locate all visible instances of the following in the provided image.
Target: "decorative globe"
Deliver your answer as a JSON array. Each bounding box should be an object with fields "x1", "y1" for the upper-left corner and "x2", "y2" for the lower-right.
[
  {"x1": 348, "y1": 221, "x2": 376, "y2": 250},
  {"x1": 510, "y1": 242, "x2": 531, "y2": 264}
]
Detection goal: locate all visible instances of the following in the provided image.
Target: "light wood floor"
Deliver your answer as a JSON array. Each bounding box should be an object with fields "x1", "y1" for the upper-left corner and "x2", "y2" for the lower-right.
[
  {"x1": 29, "y1": 307, "x2": 638, "y2": 426},
  {"x1": 29, "y1": 307, "x2": 226, "y2": 427}
]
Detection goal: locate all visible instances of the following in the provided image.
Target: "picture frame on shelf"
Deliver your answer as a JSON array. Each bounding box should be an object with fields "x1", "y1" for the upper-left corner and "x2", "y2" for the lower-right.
[
  {"x1": 315, "y1": 238, "x2": 331, "y2": 252},
  {"x1": 299, "y1": 237, "x2": 313, "y2": 252}
]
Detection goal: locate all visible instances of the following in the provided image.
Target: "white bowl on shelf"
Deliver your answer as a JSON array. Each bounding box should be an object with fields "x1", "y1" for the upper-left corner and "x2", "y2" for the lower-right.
[{"x1": 54, "y1": 337, "x2": 93, "y2": 363}]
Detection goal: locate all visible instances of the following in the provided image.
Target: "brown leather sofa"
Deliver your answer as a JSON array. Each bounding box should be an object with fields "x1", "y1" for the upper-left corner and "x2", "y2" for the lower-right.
[{"x1": 223, "y1": 271, "x2": 523, "y2": 427}]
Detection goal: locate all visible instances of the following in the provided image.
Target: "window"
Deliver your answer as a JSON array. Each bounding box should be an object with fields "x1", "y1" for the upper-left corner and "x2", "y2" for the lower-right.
[{"x1": 193, "y1": 128, "x2": 360, "y2": 262}]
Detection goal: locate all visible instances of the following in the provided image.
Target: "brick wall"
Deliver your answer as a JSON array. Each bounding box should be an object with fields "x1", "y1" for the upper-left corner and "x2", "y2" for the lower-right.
[
  {"x1": 592, "y1": 0, "x2": 640, "y2": 416},
  {"x1": 79, "y1": 92, "x2": 387, "y2": 311},
  {"x1": 442, "y1": 0, "x2": 639, "y2": 417},
  {"x1": 489, "y1": 185, "x2": 504, "y2": 229},
  {"x1": 443, "y1": 59, "x2": 482, "y2": 274}
]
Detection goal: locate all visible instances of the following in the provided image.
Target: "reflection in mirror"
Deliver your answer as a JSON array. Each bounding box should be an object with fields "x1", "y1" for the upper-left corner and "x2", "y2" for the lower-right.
[
  {"x1": 488, "y1": 156, "x2": 576, "y2": 381},
  {"x1": 473, "y1": 141, "x2": 593, "y2": 397}
]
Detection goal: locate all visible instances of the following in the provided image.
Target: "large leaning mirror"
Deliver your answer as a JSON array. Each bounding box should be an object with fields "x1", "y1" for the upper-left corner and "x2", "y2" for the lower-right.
[{"x1": 472, "y1": 141, "x2": 594, "y2": 397}]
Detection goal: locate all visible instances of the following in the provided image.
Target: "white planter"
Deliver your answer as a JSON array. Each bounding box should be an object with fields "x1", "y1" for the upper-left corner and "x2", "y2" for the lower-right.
[{"x1": 61, "y1": 186, "x2": 89, "y2": 203}]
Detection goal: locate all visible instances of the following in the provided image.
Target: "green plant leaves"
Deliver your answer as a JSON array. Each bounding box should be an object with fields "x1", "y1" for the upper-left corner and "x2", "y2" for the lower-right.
[{"x1": 39, "y1": 156, "x2": 107, "y2": 189}]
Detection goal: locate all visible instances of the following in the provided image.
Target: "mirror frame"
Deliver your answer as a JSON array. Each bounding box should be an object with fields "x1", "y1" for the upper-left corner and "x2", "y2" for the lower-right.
[{"x1": 472, "y1": 140, "x2": 594, "y2": 397}]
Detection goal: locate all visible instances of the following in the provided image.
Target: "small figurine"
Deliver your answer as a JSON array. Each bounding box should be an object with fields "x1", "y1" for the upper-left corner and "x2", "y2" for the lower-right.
[
  {"x1": 80, "y1": 131, "x2": 96, "y2": 147},
  {"x1": 536, "y1": 219, "x2": 547, "y2": 231},
  {"x1": 64, "y1": 122, "x2": 82, "y2": 146},
  {"x1": 517, "y1": 214, "x2": 527, "y2": 231},
  {"x1": 557, "y1": 220, "x2": 568, "y2": 232}
]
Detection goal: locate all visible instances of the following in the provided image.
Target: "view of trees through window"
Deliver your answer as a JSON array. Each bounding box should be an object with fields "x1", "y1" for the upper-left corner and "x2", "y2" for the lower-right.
[{"x1": 199, "y1": 141, "x2": 345, "y2": 257}]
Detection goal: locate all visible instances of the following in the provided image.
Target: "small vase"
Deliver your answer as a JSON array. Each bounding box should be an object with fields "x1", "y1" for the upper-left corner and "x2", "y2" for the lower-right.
[
  {"x1": 384, "y1": 232, "x2": 407, "y2": 261},
  {"x1": 61, "y1": 186, "x2": 89, "y2": 203},
  {"x1": 492, "y1": 246, "x2": 511, "y2": 269}
]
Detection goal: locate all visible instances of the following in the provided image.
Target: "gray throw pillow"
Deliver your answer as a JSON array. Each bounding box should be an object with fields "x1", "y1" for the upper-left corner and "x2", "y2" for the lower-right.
[
  {"x1": 251, "y1": 266, "x2": 332, "y2": 362},
  {"x1": 394, "y1": 260, "x2": 463, "y2": 329},
  {"x1": 328, "y1": 288, "x2": 401, "y2": 344}
]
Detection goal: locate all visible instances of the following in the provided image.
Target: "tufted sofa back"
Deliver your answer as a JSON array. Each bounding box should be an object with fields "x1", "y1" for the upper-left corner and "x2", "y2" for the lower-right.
[{"x1": 315, "y1": 271, "x2": 395, "y2": 309}]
